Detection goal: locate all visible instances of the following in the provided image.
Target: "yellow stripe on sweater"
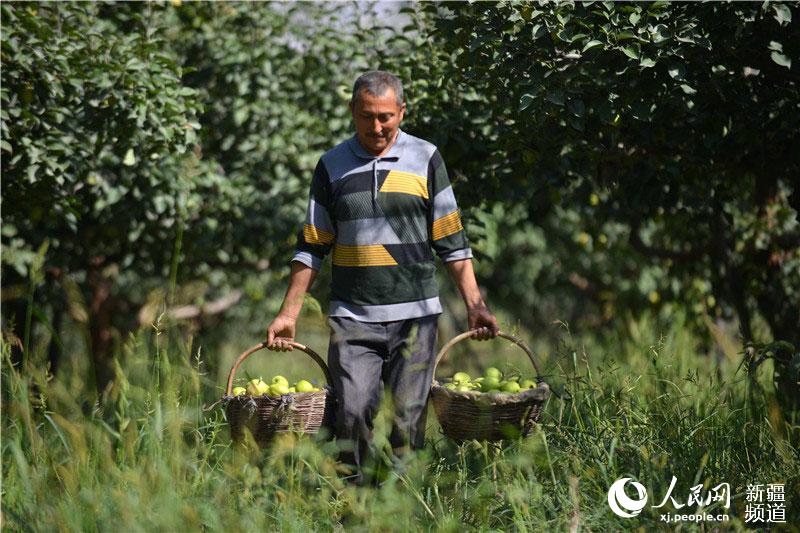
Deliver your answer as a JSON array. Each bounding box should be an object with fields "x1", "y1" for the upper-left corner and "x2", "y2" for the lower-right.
[
  {"x1": 303, "y1": 224, "x2": 335, "y2": 245},
  {"x1": 431, "y1": 211, "x2": 463, "y2": 240},
  {"x1": 332, "y1": 244, "x2": 398, "y2": 267},
  {"x1": 380, "y1": 170, "x2": 429, "y2": 199}
]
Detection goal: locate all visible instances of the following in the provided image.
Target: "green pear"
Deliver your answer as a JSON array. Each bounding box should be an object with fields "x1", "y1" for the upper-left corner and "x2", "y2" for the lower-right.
[
  {"x1": 295, "y1": 380, "x2": 315, "y2": 393},
  {"x1": 247, "y1": 378, "x2": 269, "y2": 396},
  {"x1": 453, "y1": 372, "x2": 471, "y2": 383},
  {"x1": 481, "y1": 377, "x2": 501, "y2": 392},
  {"x1": 485, "y1": 367, "x2": 502, "y2": 380},
  {"x1": 270, "y1": 382, "x2": 290, "y2": 396},
  {"x1": 501, "y1": 381, "x2": 521, "y2": 393}
]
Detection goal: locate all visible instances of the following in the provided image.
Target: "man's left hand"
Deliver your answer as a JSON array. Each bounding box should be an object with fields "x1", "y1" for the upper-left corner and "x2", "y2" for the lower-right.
[{"x1": 467, "y1": 305, "x2": 499, "y2": 340}]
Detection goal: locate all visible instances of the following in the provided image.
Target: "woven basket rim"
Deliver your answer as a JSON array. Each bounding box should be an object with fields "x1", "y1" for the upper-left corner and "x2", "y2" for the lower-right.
[
  {"x1": 431, "y1": 380, "x2": 550, "y2": 405},
  {"x1": 222, "y1": 386, "x2": 331, "y2": 400}
]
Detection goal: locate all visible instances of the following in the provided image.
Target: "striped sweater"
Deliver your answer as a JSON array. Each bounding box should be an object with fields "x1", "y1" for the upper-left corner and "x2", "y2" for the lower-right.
[{"x1": 291, "y1": 129, "x2": 472, "y2": 322}]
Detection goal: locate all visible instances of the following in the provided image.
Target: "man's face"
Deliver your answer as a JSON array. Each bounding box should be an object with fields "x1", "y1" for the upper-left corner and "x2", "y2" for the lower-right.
[{"x1": 350, "y1": 88, "x2": 406, "y2": 156}]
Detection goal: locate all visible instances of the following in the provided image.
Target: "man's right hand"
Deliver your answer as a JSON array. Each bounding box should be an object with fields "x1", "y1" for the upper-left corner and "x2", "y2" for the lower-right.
[{"x1": 266, "y1": 313, "x2": 297, "y2": 352}]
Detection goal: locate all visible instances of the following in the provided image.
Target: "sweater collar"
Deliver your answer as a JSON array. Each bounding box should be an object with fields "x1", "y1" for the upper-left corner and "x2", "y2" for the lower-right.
[{"x1": 347, "y1": 129, "x2": 406, "y2": 161}]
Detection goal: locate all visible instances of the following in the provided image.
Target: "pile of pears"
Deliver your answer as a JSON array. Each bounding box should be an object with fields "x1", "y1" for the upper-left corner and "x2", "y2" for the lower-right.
[
  {"x1": 442, "y1": 367, "x2": 538, "y2": 393},
  {"x1": 232, "y1": 375, "x2": 322, "y2": 397}
]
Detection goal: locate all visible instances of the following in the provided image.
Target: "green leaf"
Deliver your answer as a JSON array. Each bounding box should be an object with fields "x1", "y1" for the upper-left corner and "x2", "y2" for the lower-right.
[
  {"x1": 531, "y1": 24, "x2": 546, "y2": 40},
  {"x1": 616, "y1": 32, "x2": 638, "y2": 41},
  {"x1": 126, "y1": 58, "x2": 146, "y2": 71},
  {"x1": 568, "y1": 99, "x2": 585, "y2": 117},
  {"x1": 648, "y1": 0, "x2": 670, "y2": 10},
  {"x1": 545, "y1": 90, "x2": 565, "y2": 106},
  {"x1": 123, "y1": 148, "x2": 136, "y2": 166},
  {"x1": 640, "y1": 57, "x2": 656, "y2": 68},
  {"x1": 469, "y1": 34, "x2": 492, "y2": 52},
  {"x1": 667, "y1": 63, "x2": 686, "y2": 80},
  {"x1": 769, "y1": 41, "x2": 783, "y2": 52},
  {"x1": 629, "y1": 12, "x2": 641, "y2": 25},
  {"x1": 234, "y1": 107, "x2": 248, "y2": 126},
  {"x1": 621, "y1": 46, "x2": 639, "y2": 60},
  {"x1": 26, "y1": 164, "x2": 39, "y2": 182},
  {"x1": 582, "y1": 39, "x2": 604, "y2": 52},
  {"x1": 519, "y1": 94, "x2": 535, "y2": 111},
  {"x1": 650, "y1": 24, "x2": 669, "y2": 43},
  {"x1": 770, "y1": 51, "x2": 792, "y2": 69},
  {"x1": 680, "y1": 84, "x2": 696, "y2": 95},
  {"x1": 1, "y1": 140, "x2": 11, "y2": 154},
  {"x1": 773, "y1": 4, "x2": 792, "y2": 26}
]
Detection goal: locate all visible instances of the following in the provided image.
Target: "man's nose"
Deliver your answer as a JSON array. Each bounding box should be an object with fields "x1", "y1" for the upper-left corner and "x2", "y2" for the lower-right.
[{"x1": 371, "y1": 119, "x2": 382, "y2": 133}]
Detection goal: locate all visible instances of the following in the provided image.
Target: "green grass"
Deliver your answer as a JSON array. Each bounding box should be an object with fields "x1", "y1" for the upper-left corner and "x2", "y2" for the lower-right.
[{"x1": 2, "y1": 310, "x2": 798, "y2": 532}]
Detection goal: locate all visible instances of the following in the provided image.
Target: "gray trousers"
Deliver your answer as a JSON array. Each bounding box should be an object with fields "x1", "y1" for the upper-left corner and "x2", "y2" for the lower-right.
[{"x1": 327, "y1": 315, "x2": 438, "y2": 483}]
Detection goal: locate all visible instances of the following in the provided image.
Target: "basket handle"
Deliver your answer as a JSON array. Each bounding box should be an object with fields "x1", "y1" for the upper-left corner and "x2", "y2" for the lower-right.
[
  {"x1": 225, "y1": 340, "x2": 332, "y2": 396},
  {"x1": 432, "y1": 330, "x2": 544, "y2": 384}
]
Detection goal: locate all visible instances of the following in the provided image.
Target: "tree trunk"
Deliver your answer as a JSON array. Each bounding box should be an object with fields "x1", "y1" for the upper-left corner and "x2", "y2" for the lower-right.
[
  {"x1": 1, "y1": 296, "x2": 27, "y2": 367},
  {"x1": 87, "y1": 258, "x2": 118, "y2": 394},
  {"x1": 48, "y1": 308, "x2": 63, "y2": 375},
  {"x1": 752, "y1": 170, "x2": 799, "y2": 348}
]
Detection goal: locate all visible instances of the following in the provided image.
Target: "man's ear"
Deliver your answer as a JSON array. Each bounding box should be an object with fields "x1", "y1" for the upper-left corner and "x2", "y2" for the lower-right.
[{"x1": 399, "y1": 102, "x2": 407, "y2": 120}]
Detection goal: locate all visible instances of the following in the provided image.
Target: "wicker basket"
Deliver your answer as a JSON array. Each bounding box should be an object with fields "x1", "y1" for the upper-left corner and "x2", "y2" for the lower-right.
[
  {"x1": 430, "y1": 331, "x2": 550, "y2": 442},
  {"x1": 223, "y1": 341, "x2": 335, "y2": 447}
]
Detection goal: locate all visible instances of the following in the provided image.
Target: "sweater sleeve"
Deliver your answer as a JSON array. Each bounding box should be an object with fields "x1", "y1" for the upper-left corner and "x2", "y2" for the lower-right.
[
  {"x1": 291, "y1": 159, "x2": 336, "y2": 271},
  {"x1": 427, "y1": 149, "x2": 473, "y2": 263}
]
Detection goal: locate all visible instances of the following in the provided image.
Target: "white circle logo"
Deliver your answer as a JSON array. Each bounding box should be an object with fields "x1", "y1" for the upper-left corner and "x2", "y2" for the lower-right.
[{"x1": 607, "y1": 478, "x2": 648, "y2": 518}]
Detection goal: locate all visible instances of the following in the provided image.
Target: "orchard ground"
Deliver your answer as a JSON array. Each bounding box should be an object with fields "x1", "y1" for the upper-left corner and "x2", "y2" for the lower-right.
[{"x1": 2, "y1": 308, "x2": 798, "y2": 531}]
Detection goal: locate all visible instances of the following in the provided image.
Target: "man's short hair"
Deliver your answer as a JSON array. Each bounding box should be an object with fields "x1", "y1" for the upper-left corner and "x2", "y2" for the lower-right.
[{"x1": 351, "y1": 71, "x2": 405, "y2": 106}]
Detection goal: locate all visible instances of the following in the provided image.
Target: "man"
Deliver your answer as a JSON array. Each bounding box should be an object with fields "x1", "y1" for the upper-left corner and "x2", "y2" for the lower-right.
[{"x1": 265, "y1": 70, "x2": 498, "y2": 484}]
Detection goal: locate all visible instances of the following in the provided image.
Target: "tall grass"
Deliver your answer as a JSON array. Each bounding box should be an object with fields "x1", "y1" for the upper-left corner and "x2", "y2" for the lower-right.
[{"x1": 2, "y1": 309, "x2": 798, "y2": 531}]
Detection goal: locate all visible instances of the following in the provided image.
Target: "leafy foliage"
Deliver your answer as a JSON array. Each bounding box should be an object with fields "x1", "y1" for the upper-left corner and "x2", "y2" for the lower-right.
[
  {"x1": 2, "y1": 2, "x2": 200, "y2": 280},
  {"x1": 2, "y1": 2, "x2": 375, "y2": 382},
  {"x1": 3, "y1": 2, "x2": 798, "y2": 387},
  {"x1": 388, "y1": 2, "x2": 800, "y2": 343},
  {"x1": 162, "y1": 3, "x2": 370, "y2": 279}
]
